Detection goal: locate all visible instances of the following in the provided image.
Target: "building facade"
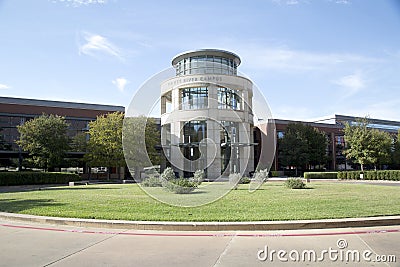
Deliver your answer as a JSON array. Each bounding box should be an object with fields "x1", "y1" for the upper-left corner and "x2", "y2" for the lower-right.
[
  {"x1": 160, "y1": 49, "x2": 255, "y2": 179},
  {"x1": 257, "y1": 114, "x2": 400, "y2": 173},
  {"x1": 0, "y1": 96, "x2": 125, "y2": 168}
]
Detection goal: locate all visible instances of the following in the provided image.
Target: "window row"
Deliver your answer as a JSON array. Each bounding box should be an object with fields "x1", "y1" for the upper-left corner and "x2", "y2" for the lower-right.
[
  {"x1": 162, "y1": 120, "x2": 241, "y2": 174},
  {"x1": 175, "y1": 55, "x2": 237, "y2": 76},
  {"x1": 180, "y1": 87, "x2": 242, "y2": 111}
]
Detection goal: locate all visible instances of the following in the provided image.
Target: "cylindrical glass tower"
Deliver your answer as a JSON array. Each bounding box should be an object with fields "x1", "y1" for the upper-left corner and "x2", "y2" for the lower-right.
[{"x1": 161, "y1": 49, "x2": 254, "y2": 179}]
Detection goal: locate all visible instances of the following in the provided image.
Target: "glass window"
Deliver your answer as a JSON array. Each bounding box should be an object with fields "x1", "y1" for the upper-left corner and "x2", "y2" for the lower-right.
[
  {"x1": 217, "y1": 87, "x2": 242, "y2": 110},
  {"x1": 181, "y1": 87, "x2": 208, "y2": 110},
  {"x1": 219, "y1": 121, "x2": 239, "y2": 174},
  {"x1": 174, "y1": 55, "x2": 238, "y2": 76},
  {"x1": 181, "y1": 120, "x2": 207, "y2": 162}
]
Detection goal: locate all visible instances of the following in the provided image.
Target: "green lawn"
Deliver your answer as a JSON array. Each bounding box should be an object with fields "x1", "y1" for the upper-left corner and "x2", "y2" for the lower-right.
[{"x1": 0, "y1": 182, "x2": 399, "y2": 222}]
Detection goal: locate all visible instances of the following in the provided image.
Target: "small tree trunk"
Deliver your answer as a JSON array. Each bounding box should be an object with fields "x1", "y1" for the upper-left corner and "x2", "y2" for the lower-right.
[{"x1": 360, "y1": 164, "x2": 364, "y2": 172}]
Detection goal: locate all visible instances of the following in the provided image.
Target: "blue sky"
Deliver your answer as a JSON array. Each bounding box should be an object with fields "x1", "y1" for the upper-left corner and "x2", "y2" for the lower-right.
[{"x1": 0, "y1": 0, "x2": 399, "y2": 121}]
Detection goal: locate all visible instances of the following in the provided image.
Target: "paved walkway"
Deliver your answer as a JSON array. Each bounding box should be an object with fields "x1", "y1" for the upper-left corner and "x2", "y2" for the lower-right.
[{"x1": 0, "y1": 218, "x2": 399, "y2": 267}]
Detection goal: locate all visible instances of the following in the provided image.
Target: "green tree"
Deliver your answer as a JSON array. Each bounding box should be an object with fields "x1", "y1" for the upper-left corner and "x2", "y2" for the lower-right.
[
  {"x1": 123, "y1": 116, "x2": 161, "y2": 179},
  {"x1": 71, "y1": 132, "x2": 88, "y2": 152},
  {"x1": 85, "y1": 112, "x2": 125, "y2": 179},
  {"x1": 305, "y1": 125, "x2": 328, "y2": 167},
  {"x1": 67, "y1": 132, "x2": 88, "y2": 170},
  {"x1": 16, "y1": 114, "x2": 69, "y2": 171},
  {"x1": 278, "y1": 123, "x2": 327, "y2": 175},
  {"x1": 369, "y1": 129, "x2": 392, "y2": 169},
  {"x1": 343, "y1": 118, "x2": 392, "y2": 171}
]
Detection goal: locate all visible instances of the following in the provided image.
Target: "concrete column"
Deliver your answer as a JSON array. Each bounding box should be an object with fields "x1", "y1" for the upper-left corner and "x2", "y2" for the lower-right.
[
  {"x1": 170, "y1": 121, "x2": 184, "y2": 177},
  {"x1": 206, "y1": 119, "x2": 221, "y2": 180},
  {"x1": 161, "y1": 95, "x2": 166, "y2": 114}
]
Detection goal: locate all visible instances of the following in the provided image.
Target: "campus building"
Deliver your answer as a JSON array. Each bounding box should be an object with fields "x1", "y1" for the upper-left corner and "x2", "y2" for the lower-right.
[
  {"x1": 160, "y1": 49, "x2": 255, "y2": 179},
  {"x1": 2, "y1": 52, "x2": 400, "y2": 177},
  {"x1": 259, "y1": 114, "x2": 400, "y2": 173},
  {"x1": 0, "y1": 96, "x2": 124, "y2": 168}
]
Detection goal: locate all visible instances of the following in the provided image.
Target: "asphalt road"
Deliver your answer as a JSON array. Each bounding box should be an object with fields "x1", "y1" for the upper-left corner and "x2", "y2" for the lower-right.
[{"x1": 0, "y1": 219, "x2": 399, "y2": 267}]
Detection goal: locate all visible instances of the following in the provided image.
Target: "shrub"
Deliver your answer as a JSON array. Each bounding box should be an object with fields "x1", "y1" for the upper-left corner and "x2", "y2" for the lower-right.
[
  {"x1": 388, "y1": 170, "x2": 400, "y2": 181},
  {"x1": 270, "y1": 170, "x2": 284, "y2": 177},
  {"x1": 160, "y1": 167, "x2": 176, "y2": 182},
  {"x1": 350, "y1": 171, "x2": 361, "y2": 180},
  {"x1": 304, "y1": 172, "x2": 337, "y2": 179},
  {"x1": 337, "y1": 170, "x2": 400, "y2": 180},
  {"x1": 395, "y1": 172, "x2": 400, "y2": 181},
  {"x1": 164, "y1": 178, "x2": 198, "y2": 194},
  {"x1": 0, "y1": 172, "x2": 80, "y2": 186},
  {"x1": 240, "y1": 176, "x2": 251, "y2": 184},
  {"x1": 192, "y1": 169, "x2": 204, "y2": 185},
  {"x1": 364, "y1": 171, "x2": 374, "y2": 180},
  {"x1": 141, "y1": 174, "x2": 162, "y2": 187},
  {"x1": 159, "y1": 168, "x2": 204, "y2": 194},
  {"x1": 285, "y1": 178, "x2": 306, "y2": 189},
  {"x1": 383, "y1": 171, "x2": 389, "y2": 180}
]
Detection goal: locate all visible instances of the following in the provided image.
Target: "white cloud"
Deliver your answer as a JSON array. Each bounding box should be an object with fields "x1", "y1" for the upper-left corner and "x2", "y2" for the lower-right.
[
  {"x1": 271, "y1": 0, "x2": 305, "y2": 5},
  {"x1": 238, "y1": 45, "x2": 378, "y2": 72},
  {"x1": 333, "y1": 72, "x2": 365, "y2": 96},
  {"x1": 286, "y1": 0, "x2": 300, "y2": 5},
  {"x1": 333, "y1": 0, "x2": 351, "y2": 4},
  {"x1": 271, "y1": 0, "x2": 350, "y2": 5},
  {"x1": 78, "y1": 32, "x2": 123, "y2": 60},
  {"x1": 0, "y1": 84, "x2": 11, "y2": 89},
  {"x1": 337, "y1": 99, "x2": 400, "y2": 122},
  {"x1": 112, "y1": 77, "x2": 129, "y2": 92},
  {"x1": 51, "y1": 0, "x2": 107, "y2": 7}
]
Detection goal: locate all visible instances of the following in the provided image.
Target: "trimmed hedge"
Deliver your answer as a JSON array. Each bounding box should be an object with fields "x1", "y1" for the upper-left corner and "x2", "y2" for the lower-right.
[
  {"x1": 304, "y1": 172, "x2": 338, "y2": 179},
  {"x1": 338, "y1": 170, "x2": 400, "y2": 181},
  {"x1": 0, "y1": 172, "x2": 81, "y2": 186},
  {"x1": 270, "y1": 171, "x2": 284, "y2": 177}
]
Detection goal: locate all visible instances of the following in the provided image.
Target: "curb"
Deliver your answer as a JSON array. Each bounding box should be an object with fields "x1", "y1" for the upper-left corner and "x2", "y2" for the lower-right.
[{"x1": 1, "y1": 212, "x2": 400, "y2": 231}]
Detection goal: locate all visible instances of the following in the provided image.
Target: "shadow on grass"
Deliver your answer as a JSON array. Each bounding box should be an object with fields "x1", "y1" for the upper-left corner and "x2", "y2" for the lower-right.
[
  {"x1": 233, "y1": 186, "x2": 316, "y2": 190},
  {"x1": 0, "y1": 198, "x2": 64, "y2": 213},
  {"x1": 187, "y1": 190, "x2": 207, "y2": 194},
  {"x1": 297, "y1": 187, "x2": 315, "y2": 190},
  {"x1": 0, "y1": 185, "x2": 121, "y2": 193},
  {"x1": 42, "y1": 187, "x2": 121, "y2": 191}
]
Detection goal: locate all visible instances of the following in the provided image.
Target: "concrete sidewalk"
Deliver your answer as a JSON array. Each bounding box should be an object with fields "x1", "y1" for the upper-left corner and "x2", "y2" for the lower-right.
[
  {"x1": 0, "y1": 218, "x2": 399, "y2": 266},
  {"x1": 1, "y1": 212, "x2": 400, "y2": 231}
]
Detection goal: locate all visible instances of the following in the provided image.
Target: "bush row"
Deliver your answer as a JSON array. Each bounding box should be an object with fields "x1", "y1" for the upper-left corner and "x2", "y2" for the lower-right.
[
  {"x1": 270, "y1": 171, "x2": 284, "y2": 177},
  {"x1": 303, "y1": 172, "x2": 338, "y2": 179},
  {"x1": 141, "y1": 168, "x2": 204, "y2": 194},
  {"x1": 0, "y1": 172, "x2": 81, "y2": 186},
  {"x1": 338, "y1": 170, "x2": 400, "y2": 181}
]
